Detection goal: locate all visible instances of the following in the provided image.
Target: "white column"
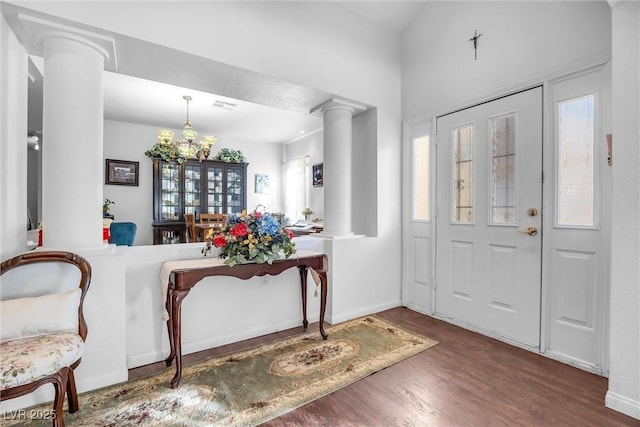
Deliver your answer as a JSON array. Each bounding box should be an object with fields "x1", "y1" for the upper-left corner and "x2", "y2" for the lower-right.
[
  {"x1": 41, "y1": 33, "x2": 108, "y2": 248},
  {"x1": 311, "y1": 99, "x2": 366, "y2": 237}
]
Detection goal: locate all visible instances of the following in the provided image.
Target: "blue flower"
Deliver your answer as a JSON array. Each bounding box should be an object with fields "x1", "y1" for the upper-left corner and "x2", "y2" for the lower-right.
[{"x1": 256, "y1": 215, "x2": 279, "y2": 236}]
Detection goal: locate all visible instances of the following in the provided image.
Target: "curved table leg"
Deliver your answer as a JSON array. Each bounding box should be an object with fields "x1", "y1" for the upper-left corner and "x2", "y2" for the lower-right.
[
  {"x1": 318, "y1": 270, "x2": 328, "y2": 340},
  {"x1": 168, "y1": 289, "x2": 190, "y2": 389},
  {"x1": 297, "y1": 265, "x2": 309, "y2": 329},
  {"x1": 164, "y1": 286, "x2": 175, "y2": 367}
]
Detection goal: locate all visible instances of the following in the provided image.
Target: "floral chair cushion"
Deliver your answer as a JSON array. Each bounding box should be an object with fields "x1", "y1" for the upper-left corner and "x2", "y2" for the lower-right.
[{"x1": 0, "y1": 332, "x2": 84, "y2": 391}]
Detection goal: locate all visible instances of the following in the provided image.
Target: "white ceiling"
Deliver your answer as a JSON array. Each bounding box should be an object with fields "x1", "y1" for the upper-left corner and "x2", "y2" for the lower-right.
[
  {"x1": 26, "y1": 2, "x2": 427, "y2": 146},
  {"x1": 103, "y1": 72, "x2": 322, "y2": 144},
  {"x1": 339, "y1": 1, "x2": 426, "y2": 33}
]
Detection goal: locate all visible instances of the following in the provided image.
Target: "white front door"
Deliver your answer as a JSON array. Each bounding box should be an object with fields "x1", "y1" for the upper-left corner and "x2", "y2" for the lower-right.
[{"x1": 435, "y1": 87, "x2": 543, "y2": 347}]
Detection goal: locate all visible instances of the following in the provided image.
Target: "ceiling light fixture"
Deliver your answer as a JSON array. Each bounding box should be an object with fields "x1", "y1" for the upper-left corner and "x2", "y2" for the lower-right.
[
  {"x1": 158, "y1": 95, "x2": 217, "y2": 161},
  {"x1": 212, "y1": 100, "x2": 237, "y2": 111}
]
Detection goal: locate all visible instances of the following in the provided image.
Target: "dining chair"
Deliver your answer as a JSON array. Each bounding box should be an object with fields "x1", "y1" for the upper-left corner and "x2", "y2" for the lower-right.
[
  {"x1": 199, "y1": 213, "x2": 227, "y2": 227},
  {"x1": 199, "y1": 213, "x2": 227, "y2": 241},
  {"x1": 109, "y1": 222, "x2": 137, "y2": 246},
  {"x1": 184, "y1": 213, "x2": 197, "y2": 242},
  {"x1": 0, "y1": 251, "x2": 92, "y2": 427}
]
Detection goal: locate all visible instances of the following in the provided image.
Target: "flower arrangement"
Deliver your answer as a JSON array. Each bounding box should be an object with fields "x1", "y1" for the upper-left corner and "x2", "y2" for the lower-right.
[
  {"x1": 202, "y1": 210, "x2": 296, "y2": 267},
  {"x1": 302, "y1": 207, "x2": 313, "y2": 220}
]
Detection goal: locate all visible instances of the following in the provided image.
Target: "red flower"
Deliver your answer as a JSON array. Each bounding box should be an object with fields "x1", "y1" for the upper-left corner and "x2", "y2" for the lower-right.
[
  {"x1": 285, "y1": 229, "x2": 294, "y2": 239},
  {"x1": 230, "y1": 222, "x2": 249, "y2": 238},
  {"x1": 253, "y1": 211, "x2": 263, "y2": 219},
  {"x1": 213, "y1": 234, "x2": 227, "y2": 248}
]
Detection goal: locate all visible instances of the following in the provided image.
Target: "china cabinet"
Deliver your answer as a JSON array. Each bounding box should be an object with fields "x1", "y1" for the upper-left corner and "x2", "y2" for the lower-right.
[{"x1": 152, "y1": 158, "x2": 248, "y2": 244}]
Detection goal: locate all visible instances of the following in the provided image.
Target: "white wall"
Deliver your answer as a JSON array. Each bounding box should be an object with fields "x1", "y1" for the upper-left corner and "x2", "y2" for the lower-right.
[
  {"x1": 104, "y1": 120, "x2": 285, "y2": 245},
  {"x1": 285, "y1": 130, "x2": 324, "y2": 221},
  {"x1": 103, "y1": 120, "x2": 154, "y2": 244},
  {"x1": 402, "y1": 1, "x2": 612, "y2": 118},
  {"x1": 607, "y1": 1, "x2": 640, "y2": 420}
]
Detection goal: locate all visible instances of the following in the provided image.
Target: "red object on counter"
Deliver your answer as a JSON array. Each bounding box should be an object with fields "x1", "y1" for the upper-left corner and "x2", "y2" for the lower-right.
[
  {"x1": 38, "y1": 228, "x2": 42, "y2": 247},
  {"x1": 103, "y1": 227, "x2": 110, "y2": 242}
]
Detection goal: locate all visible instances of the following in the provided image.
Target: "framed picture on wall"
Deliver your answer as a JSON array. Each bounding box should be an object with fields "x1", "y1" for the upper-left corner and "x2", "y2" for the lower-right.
[
  {"x1": 105, "y1": 159, "x2": 139, "y2": 186},
  {"x1": 312, "y1": 163, "x2": 323, "y2": 187},
  {"x1": 255, "y1": 174, "x2": 270, "y2": 194}
]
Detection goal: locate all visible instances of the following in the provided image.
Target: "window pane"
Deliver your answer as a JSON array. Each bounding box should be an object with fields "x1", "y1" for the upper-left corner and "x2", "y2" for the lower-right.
[
  {"x1": 558, "y1": 95, "x2": 594, "y2": 226},
  {"x1": 285, "y1": 158, "x2": 308, "y2": 223},
  {"x1": 452, "y1": 125, "x2": 473, "y2": 223},
  {"x1": 412, "y1": 136, "x2": 430, "y2": 221},
  {"x1": 490, "y1": 114, "x2": 517, "y2": 225}
]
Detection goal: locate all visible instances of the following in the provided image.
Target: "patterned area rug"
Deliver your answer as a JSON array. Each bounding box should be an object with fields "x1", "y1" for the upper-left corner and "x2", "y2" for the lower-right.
[{"x1": 8, "y1": 316, "x2": 437, "y2": 426}]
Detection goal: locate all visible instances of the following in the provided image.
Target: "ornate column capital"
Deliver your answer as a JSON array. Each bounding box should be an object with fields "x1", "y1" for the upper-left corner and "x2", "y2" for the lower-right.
[
  {"x1": 9, "y1": 13, "x2": 117, "y2": 71},
  {"x1": 310, "y1": 97, "x2": 367, "y2": 116}
]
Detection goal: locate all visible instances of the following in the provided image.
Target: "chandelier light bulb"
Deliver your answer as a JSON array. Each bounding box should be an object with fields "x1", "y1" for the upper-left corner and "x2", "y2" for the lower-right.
[
  {"x1": 156, "y1": 95, "x2": 217, "y2": 161},
  {"x1": 158, "y1": 129, "x2": 174, "y2": 144}
]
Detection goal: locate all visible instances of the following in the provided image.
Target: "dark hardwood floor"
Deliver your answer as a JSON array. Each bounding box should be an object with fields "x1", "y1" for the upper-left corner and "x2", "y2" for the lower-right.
[{"x1": 129, "y1": 307, "x2": 638, "y2": 426}]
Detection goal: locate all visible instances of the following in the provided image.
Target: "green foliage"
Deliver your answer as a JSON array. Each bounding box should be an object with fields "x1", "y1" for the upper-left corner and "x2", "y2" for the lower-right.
[
  {"x1": 144, "y1": 143, "x2": 185, "y2": 164},
  {"x1": 103, "y1": 198, "x2": 115, "y2": 214},
  {"x1": 212, "y1": 148, "x2": 246, "y2": 163}
]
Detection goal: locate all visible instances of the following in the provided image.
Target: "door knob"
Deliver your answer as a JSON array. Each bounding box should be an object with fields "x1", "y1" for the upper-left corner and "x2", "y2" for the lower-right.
[{"x1": 518, "y1": 226, "x2": 538, "y2": 236}]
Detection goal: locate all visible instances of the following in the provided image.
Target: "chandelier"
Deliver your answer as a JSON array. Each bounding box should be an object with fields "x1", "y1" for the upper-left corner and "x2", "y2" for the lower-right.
[{"x1": 158, "y1": 95, "x2": 217, "y2": 161}]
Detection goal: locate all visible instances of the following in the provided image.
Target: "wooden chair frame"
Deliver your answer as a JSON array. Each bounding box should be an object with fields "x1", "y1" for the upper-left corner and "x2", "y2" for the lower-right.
[
  {"x1": 0, "y1": 251, "x2": 91, "y2": 427},
  {"x1": 184, "y1": 213, "x2": 197, "y2": 242}
]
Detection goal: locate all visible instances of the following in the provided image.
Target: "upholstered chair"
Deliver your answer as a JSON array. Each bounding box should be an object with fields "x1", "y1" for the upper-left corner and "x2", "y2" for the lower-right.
[
  {"x1": 109, "y1": 222, "x2": 137, "y2": 246},
  {"x1": 0, "y1": 251, "x2": 91, "y2": 427}
]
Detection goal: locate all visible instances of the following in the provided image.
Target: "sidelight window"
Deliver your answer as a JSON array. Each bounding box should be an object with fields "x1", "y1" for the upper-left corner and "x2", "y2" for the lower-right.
[
  {"x1": 412, "y1": 136, "x2": 430, "y2": 221},
  {"x1": 557, "y1": 95, "x2": 594, "y2": 226}
]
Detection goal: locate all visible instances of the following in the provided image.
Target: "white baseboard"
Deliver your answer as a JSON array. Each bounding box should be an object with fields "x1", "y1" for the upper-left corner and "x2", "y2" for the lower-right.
[
  {"x1": 406, "y1": 303, "x2": 433, "y2": 316},
  {"x1": 329, "y1": 299, "x2": 402, "y2": 324},
  {"x1": 606, "y1": 390, "x2": 640, "y2": 420}
]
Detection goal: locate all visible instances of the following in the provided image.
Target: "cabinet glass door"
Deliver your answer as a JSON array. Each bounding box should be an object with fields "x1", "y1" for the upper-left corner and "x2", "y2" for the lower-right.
[
  {"x1": 160, "y1": 163, "x2": 180, "y2": 221},
  {"x1": 226, "y1": 166, "x2": 245, "y2": 214},
  {"x1": 207, "y1": 165, "x2": 224, "y2": 214},
  {"x1": 184, "y1": 164, "x2": 202, "y2": 218}
]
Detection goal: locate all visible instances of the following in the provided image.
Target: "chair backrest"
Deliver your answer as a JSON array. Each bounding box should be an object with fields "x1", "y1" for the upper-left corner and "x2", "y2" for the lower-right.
[
  {"x1": 1, "y1": 251, "x2": 92, "y2": 340},
  {"x1": 109, "y1": 222, "x2": 137, "y2": 246},
  {"x1": 199, "y1": 213, "x2": 227, "y2": 226},
  {"x1": 184, "y1": 213, "x2": 197, "y2": 242}
]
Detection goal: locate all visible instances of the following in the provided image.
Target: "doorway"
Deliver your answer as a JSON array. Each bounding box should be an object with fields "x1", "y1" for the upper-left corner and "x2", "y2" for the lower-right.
[{"x1": 435, "y1": 87, "x2": 543, "y2": 347}]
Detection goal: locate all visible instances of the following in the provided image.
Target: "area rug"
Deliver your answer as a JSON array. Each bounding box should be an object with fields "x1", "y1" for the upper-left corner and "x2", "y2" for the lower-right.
[{"x1": 7, "y1": 316, "x2": 437, "y2": 426}]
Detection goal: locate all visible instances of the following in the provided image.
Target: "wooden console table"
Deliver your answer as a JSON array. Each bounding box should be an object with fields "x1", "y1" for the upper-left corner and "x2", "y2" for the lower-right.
[{"x1": 161, "y1": 251, "x2": 329, "y2": 388}]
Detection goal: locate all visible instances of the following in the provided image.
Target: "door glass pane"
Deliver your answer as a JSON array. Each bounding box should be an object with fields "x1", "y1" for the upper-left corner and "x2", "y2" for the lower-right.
[
  {"x1": 184, "y1": 165, "x2": 201, "y2": 217},
  {"x1": 490, "y1": 114, "x2": 517, "y2": 225},
  {"x1": 161, "y1": 163, "x2": 180, "y2": 221},
  {"x1": 452, "y1": 125, "x2": 473, "y2": 223},
  {"x1": 558, "y1": 95, "x2": 594, "y2": 226},
  {"x1": 412, "y1": 136, "x2": 430, "y2": 221}
]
